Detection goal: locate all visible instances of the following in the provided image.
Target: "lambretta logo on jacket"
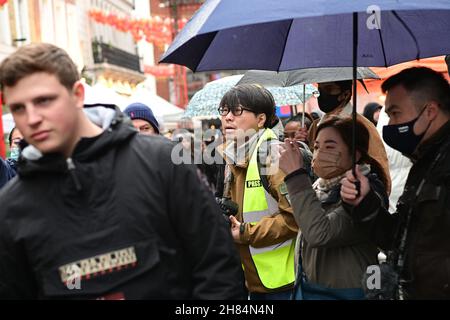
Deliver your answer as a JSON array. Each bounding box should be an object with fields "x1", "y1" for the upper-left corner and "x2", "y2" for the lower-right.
[{"x1": 58, "y1": 246, "x2": 137, "y2": 284}]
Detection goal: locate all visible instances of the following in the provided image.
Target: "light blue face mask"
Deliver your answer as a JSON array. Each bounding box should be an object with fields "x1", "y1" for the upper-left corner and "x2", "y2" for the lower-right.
[{"x1": 9, "y1": 147, "x2": 20, "y2": 161}]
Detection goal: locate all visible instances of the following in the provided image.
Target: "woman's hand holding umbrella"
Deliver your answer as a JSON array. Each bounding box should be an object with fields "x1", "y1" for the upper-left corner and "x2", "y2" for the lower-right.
[{"x1": 340, "y1": 165, "x2": 370, "y2": 207}]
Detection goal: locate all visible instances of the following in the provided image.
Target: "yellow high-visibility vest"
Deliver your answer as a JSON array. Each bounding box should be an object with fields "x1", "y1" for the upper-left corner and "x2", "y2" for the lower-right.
[{"x1": 243, "y1": 129, "x2": 295, "y2": 289}]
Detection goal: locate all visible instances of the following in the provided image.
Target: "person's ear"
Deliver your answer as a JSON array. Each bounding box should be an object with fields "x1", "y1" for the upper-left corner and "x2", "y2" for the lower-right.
[
  {"x1": 72, "y1": 81, "x2": 85, "y2": 109},
  {"x1": 424, "y1": 101, "x2": 440, "y2": 121},
  {"x1": 257, "y1": 113, "x2": 267, "y2": 128}
]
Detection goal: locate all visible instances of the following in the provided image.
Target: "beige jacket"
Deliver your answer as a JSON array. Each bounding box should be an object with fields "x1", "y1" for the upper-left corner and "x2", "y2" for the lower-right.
[{"x1": 218, "y1": 130, "x2": 298, "y2": 293}]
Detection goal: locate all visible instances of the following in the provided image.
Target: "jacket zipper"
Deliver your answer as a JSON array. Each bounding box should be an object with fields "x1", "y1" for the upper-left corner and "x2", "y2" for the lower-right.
[{"x1": 67, "y1": 158, "x2": 82, "y2": 191}]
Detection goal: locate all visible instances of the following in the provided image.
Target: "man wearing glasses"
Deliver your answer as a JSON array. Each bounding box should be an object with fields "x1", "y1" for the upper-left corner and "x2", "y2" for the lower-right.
[{"x1": 217, "y1": 84, "x2": 298, "y2": 300}]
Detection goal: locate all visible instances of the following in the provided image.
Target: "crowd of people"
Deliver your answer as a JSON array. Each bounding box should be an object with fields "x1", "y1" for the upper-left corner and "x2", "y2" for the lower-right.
[{"x1": 0, "y1": 43, "x2": 449, "y2": 300}]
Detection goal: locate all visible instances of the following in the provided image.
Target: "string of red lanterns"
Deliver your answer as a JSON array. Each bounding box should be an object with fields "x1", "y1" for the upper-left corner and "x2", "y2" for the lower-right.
[
  {"x1": 144, "y1": 64, "x2": 175, "y2": 78},
  {"x1": 88, "y1": 9, "x2": 188, "y2": 46}
]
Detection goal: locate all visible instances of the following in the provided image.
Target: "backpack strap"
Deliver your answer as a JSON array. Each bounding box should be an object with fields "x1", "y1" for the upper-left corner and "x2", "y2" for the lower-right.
[{"x1": 256, "y1": 138, "x2": 274, "y2": 194}]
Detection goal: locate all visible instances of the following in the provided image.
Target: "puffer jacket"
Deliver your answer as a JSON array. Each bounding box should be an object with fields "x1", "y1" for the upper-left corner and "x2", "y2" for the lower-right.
[{"x1": 0, "y1": 106, "x2": 243, "y2": 300}]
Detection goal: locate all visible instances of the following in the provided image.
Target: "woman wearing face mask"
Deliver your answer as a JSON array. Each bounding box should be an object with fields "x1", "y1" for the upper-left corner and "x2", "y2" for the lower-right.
[
  {"x1": 305, "y1": 81, "x2": 391, "y2": 195},
  {"x1": 279, "y1": 116, "x2": 389, "y2": 300},
  {"x1": 7, "y1": 127, "x2": 23, "y2": 170}
]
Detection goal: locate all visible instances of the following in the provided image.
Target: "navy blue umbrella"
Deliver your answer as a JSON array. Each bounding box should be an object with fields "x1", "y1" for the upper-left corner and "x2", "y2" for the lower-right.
[
  {"x1": 160, "y1": 0, "x2": 450, "y2": 72},
  {"x1": 160, "y1": 0, "x2": 450, "y2": 199}
]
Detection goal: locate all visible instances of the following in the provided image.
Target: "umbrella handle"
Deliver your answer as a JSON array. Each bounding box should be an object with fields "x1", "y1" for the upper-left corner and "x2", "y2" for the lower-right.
[{"x1": 353, "y1": 179, "x2": 361, "y2": 198}]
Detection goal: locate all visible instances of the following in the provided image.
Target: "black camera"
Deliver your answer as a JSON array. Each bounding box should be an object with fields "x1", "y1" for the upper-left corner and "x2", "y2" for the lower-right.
[{"x1": 215, "y1": 197, "x2": 239, "y2": 226}]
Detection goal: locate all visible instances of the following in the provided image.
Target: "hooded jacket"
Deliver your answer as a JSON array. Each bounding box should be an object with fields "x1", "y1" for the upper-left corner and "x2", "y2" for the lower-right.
[
  {"x1": 363, "y1": 103, "x2": 382, "y2": 125},
  {"x1": 0, "y1": 158, "x2": 16, "y2": 189},
  {"x1": 0, "y1": 106, "x2": 243, "y2": 300}
]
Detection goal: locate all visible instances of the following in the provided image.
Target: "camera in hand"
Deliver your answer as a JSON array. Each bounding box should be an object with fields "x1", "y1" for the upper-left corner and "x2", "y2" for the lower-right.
[{"x1": 216, "y1": 197, "x2": 239, "y2": 226}]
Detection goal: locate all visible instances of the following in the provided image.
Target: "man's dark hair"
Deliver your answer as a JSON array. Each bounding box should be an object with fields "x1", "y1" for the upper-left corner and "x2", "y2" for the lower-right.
[
  {"x1": 381, "y1": 67, "x2": 450, "y2": 114},
  {"x1": 219, "y1": 84, "x2": 276, "y2": 128}
]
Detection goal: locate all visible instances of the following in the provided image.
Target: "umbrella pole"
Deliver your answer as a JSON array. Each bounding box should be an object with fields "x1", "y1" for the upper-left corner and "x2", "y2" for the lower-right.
[
  {"x1": 352, "y1": 12, "x2": 360, "y2": 193},
  {"x1": 302, "y1": 84, "x2": 306, "y2": 128}
]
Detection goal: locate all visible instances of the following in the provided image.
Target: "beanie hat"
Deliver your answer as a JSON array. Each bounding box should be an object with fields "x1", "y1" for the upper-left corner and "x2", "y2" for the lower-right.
[{"x1": 124, "y1": 103, "x2": 159, "y2": 134}]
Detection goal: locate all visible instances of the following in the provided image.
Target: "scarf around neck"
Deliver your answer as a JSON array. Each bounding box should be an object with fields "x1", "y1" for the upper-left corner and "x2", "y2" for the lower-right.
[{"x1": 313, "y1": 164, "x2": 371, "y2": 202}]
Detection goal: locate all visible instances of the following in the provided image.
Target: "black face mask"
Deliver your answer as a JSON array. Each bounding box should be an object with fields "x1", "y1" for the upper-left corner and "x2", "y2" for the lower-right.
[
  {"x1": 382, "y1": 106, "x2": 431, "y2": 157},
  {"x1": 317, "y1": 91, "x2": 342, "y2": 113}
]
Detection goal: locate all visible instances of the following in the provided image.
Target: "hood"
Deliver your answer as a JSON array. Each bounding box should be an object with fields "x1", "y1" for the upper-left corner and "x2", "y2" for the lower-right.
[
  {"x1": 18, "y1": 105, "x2": 137, "y2": 176},
  {"x1": 318, "y1": 102, "x2": 353, "y2": 127},
  {"x1": 363, "y1": 103, "x2": 382, "y2": 122}
]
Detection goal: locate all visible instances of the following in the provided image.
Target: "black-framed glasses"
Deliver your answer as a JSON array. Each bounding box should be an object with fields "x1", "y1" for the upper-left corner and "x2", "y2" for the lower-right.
[{"x1": 218, "y1": 105, "x2": 253, "y2": 116}]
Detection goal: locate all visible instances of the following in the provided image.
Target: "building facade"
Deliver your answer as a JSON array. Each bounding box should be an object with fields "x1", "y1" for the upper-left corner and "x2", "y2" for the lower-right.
[{"x1": 82, "y1": 0, "x2": 145, "y2": 95}]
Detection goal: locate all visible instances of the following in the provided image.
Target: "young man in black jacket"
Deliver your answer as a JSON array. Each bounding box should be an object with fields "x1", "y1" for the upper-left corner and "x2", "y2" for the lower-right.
[
  {"x1": 0, "y1": 43, "x2": 243, "y2": 300},
  {"x1": 341, "y1": 67, "x2": 450, "y2": 299}
]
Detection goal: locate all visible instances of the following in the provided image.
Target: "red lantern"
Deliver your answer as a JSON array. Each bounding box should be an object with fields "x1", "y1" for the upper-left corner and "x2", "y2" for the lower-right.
[{"x1": 87, "y1": 8, "x2": 178, "y2": 46}]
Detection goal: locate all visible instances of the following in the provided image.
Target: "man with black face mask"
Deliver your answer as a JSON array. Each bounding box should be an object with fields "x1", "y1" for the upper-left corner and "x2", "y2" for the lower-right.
[
  {"x1": 341, "y1": 67, "x2": 450, "y2": 299},
  {"x1": 305, "y1": 80, "x2": 391, "y2": 194}
]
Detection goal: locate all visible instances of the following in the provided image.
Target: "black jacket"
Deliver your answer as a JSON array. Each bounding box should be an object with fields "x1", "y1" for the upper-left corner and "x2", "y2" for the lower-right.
[
  {"x1": 0, "y1": 158, "x2": 16, "y2": 189},
  {"x1": 0, "y1": 107, "x2": 243, "y2": 300},
  {"x1": 351, "y1": 121, "x2": 450, "y2": 299}
]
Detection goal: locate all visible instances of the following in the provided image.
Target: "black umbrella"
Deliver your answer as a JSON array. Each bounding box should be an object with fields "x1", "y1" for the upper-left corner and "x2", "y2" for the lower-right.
[{"x1": 160, "y1": 0, "x2": 450, "y2": 195}]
